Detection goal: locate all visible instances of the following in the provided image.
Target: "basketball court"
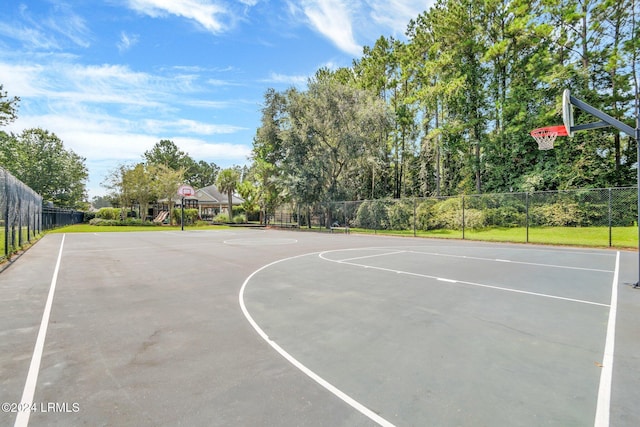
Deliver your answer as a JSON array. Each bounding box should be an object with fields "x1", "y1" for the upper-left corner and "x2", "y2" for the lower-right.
[{"x1": 1, "y1": 228, "x2": 639, "y2": 426}]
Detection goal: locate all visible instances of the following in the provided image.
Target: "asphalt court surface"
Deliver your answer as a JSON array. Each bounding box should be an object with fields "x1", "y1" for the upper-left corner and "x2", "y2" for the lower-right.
[{"x1": 1, "y1": 229, "x2": 639, "y2": 426}]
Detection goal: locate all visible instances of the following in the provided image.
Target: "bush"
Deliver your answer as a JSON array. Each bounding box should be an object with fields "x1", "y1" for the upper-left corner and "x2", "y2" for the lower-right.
[
  {"x1": 83, "y1": 211, "x2": 96, "y2": 223},
  {"x1": 387, "y1": 201, "x2": 412, "y2": 230},
  {"x1": 430, "y1": 197, "x2": 462, "y2": 230},
  {"x1": 96, "y1": 207, "x2": 123, "y2": 220},
  {"x1": 415, "y1": 199, "x2": 438, "y2": 230},
  {"x1": 89, "y1": 217, "x2": 158, "y2": 227},
  {"x1": 213, "y1": 213, "x2": 229, "y2": 223},
  {"x1": 484, "y1": 206, "x2": 525, "y2": 227},
  {"x1": 462, "y1": 208, "x2": 486, "y2": 230},
  {"x1": 354, "y1": 200, "x2": 389, "y2": 229},
  {"x1": 172, "y1": 208, "x2": 199, "y2": 225},
  {"x1": 530, "y1": 201, "x2": 581, "y2": 227},
  {"x1": 233, "y1": 214, "x2": 247, "y2": 224}
]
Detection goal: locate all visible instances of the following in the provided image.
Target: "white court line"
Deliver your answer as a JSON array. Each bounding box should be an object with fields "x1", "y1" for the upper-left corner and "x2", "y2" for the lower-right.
[
  {"x1": 15, "y1": 234, "x2": 66, "y2": 427},
  {"x1": 338, "y1": 250, "x2": 407, "y2": 263},
  {"x1": 319, "y1": 252, "x2": 610, "y2": 308},
  {"x1": 323, "y1": 247, "x2": 613, "y2": 273},
  {"x1": 239, "y1": 252, "x2": 396, "y2": 427},
  {"x1": 594, "y1": 251, "x2": 620, "y2": 427},
  {"x1": 402, "y1": 250, "x2": 613, "y2": 273}
]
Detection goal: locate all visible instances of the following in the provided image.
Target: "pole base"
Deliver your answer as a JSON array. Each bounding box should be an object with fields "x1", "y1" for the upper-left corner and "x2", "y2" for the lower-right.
[{"x1": 634, "y1": 282, "x2": 640, "y2": 289}]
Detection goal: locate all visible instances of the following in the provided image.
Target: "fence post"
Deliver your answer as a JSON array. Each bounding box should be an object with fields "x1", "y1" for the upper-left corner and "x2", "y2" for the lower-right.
[
  {"x1": 462, "y1": 195, "x2": 465, "y2": 240},
  {"x1": 343, "y1": 201, "x2": 347, "y2": 229},
  {"x1": 373, "y1": 200, "x2": 377, "y2": 235},
  {"x1": 413, "y1": 197, "x2": 417, "y2": 237},
  {"x1": 26, "y1": 203, "x2": 30, "y2": 244},
  {"x1": 608, "y1": 188, "x2": 612, "y2": 247},
  {"x1": 4, "y1": 170, "x2": 8, "y2": 257},
  {"x1": 526, "y1": 192, "x2": 529, "y2": 243}
]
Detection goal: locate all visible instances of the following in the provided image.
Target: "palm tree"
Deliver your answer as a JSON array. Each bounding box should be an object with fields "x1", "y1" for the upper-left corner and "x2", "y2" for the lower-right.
[{"x1": 216, "y1": 168, "x2": 240, "y2": 220}]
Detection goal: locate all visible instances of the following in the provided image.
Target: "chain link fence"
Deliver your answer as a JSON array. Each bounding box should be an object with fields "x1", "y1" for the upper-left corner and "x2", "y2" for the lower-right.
[
  {"x1": 1, "y1": 167, "x2": 85, "y2": 260},
  {"x1": 1, "y1": 167, "x2": 42, "y2": 259},
  {"x1": 269, "y1": 187, "x2": 638, "y2": 248}
]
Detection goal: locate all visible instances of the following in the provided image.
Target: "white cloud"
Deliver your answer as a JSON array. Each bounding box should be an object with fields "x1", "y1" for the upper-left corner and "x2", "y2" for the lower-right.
[
  {"x1": 0, "y1": 22, "x2": 60, "y2": 50},
  {"x1": 285, "y1": 0, "x2": 436, "y2": 56},
  {"x1": 44, "y1": 3, "x2": 92, "y2": 48},
  {"x1": 7, "y1": 112, "x2": 251, "y2": 198},
  {"x1": 125, "y1": 0, "x2": 230, "y2": 33},
  {"x1": 292, "y1": 0, "x2": 362, "y2": 56},
  {"x1": 265, "y1": 72, "x2": 309, "y2": 87},
  {"x1": 0, "y1": 3, "x2": 91, "y2": 50},
  {"x1": 172, "y1": 137, "x2": 252, "y2": 160},
  {"x1": 117, "y1": 31, "x2": 139, "y2": 52},
  {"x1": 366, "y1": 0, "x2": 432, "y2": 34},
  {"x1": 140, "y1": 118, "x2": 245, "y2": 135}
]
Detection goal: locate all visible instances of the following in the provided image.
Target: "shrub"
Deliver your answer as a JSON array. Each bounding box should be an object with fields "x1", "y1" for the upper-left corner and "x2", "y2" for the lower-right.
[
  {"x1": 89, "y1": 218, "x2": 119, "y2": 226},
  {"x1": 484, "y1": 205, "x2": 525, "y2": 227},
  {"x1": 96, "y1": 207, "x2": 123, "y2": 220},
  {"x1": 387, "y1": 201, "x2": 412, "y2": 230},
  {"x1": 415, "y1": 199, "x2": 438, "y2": 230},
  {"x1": 354, "y1": 200, "x2": 389, "y2": 229},
  {"x1": 463, "y1": 208, "x2": 486, "y2": 229},
  {"x1": 89, "y1": 217, "x2": 158, "y2": 227},
  {"x1": 83, "y1": 211, "x2": 96, "y2": 223},
  {"x1": 429, "y1": 198, "x2": 462, "y2": 230},
  {"x1": 233, "y1": 214, "x2": 247, "y2": 224},
  {"x1": 530, "y1": 201, "x2": 581, "y2": 226},
  {"x1": 213, "y1": 213, "x2": 229, "y2": 223},
  {"x1": 172, "y1": 208, "x2": 199, "y2": 225}
]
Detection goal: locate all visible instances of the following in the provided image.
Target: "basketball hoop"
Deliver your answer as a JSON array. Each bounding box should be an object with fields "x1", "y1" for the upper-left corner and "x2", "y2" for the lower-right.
[{"x1": 530, "y1": 125, "x2": 568, "y2": 150}]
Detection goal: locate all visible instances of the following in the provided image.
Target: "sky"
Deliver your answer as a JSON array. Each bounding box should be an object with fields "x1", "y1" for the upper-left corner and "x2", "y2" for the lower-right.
[{"x1": 0, "y1": 0, "x2": 434, "y2": 199}]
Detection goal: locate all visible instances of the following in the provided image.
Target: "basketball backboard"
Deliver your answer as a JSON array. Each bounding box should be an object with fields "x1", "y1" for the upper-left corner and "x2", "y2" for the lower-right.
[{"x1": 562, "y1": 89, "x2": 574, "y2": 137}]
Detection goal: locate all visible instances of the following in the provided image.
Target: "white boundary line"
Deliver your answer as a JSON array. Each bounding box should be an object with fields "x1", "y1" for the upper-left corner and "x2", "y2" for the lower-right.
[
  {"x1": 14, "y1": 234, "x2": 66, "y2": 427},
  {"x1": 594, "y1": 250, "x2": 620, "y2": 427},
  {"x1": 330, "y1": 247, "x2": 613, "y2": 273},
  {"x1": 318, "y1": 250, "x2": 610, "y2": 307},
  {"x1": 238, "y1": 252, "x2": 396, "y2": 427}
]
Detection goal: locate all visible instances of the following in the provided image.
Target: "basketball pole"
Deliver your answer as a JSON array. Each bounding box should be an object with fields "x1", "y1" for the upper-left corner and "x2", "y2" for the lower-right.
[
  {"x1": 539, "y1": 90, "x2": 640, "y2": 287},
  {"x1": 569, "y1": 93, "x2": 639, "y2": 287},
  {"x1": 633, "y1": 98, "x2": 640, "y2": 289}
]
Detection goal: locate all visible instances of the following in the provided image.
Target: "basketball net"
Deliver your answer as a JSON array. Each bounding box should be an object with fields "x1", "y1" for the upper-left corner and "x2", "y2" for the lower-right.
[
  {"x1": 530, "y1": 129, "x2": 557, "y2": 150},
  {"x1": 530, "y1": 125, "x2": 568, "y2": 150}
]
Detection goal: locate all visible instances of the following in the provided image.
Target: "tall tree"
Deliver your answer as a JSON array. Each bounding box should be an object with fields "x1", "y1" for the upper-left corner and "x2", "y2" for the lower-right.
[
  {"x1": 144, "y1": 140, "x2": 193, "y2": 171},
  {"x1": 216, "y1": 168, "x2": 240, "y2": 219},
  {"x1": 188, "y1": 160, "x2": 220, "y2": 188},
  {"x1": 0, "y1": 128, "x2": 88, "y2": 208},
  {"x1": 151, "y1": 164, "x2": 184, "y2": 225},
  {"x1": 122, "y1": 163, "x2": 156, "y2": 221},
  {"x1": 286, "y1": 73, "x2": 391, "y2": 205}
]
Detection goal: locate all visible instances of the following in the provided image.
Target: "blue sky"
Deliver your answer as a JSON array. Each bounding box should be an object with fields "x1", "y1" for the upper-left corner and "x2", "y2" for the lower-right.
[{"x1": 0, "y1": 0, "x2": 433, "y2": 198}]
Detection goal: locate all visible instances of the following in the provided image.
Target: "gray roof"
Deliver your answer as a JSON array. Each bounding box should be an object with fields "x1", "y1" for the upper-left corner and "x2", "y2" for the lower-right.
[{"x1": 196, "y1": 184, "x2": 243, "y2": 205}]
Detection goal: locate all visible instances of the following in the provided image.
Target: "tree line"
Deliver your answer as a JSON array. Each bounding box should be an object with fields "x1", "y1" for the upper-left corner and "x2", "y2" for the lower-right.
[
  {"x1": 0, "y1": 85, "x2": 88, "y2": 209},
  {"x1": 2, "y1": 0, "x2": 638, "y2": 217},
  {"x1": 252, "y1": 0, "x2": 639, "y2": 214}
]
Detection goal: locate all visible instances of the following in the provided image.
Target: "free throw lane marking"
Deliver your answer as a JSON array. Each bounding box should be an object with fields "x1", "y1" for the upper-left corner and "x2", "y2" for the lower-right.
[
  {"x1": 594, "y1": 251, "x2": 620, "y2": 427},
  {"x1": 15, "y1": 234, "x2": 65, "y2": 427},
  {"x1": 239, "y1": 252, "x2": 396, "y2": 427}
]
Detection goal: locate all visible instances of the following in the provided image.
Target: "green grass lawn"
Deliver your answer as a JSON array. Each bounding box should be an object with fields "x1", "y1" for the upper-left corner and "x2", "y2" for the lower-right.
[
  {"x1": 349, "y1": 226, "x2": 637, "y2": 249},
  {"x1": 5, "y1": 223, "x2": 637, "y2": 250}
]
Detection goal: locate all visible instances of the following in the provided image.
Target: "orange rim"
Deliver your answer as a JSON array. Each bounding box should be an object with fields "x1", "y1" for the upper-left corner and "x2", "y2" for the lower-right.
[{"x1": 530, "y1": 125, "x2": 568, "y2": 137}]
